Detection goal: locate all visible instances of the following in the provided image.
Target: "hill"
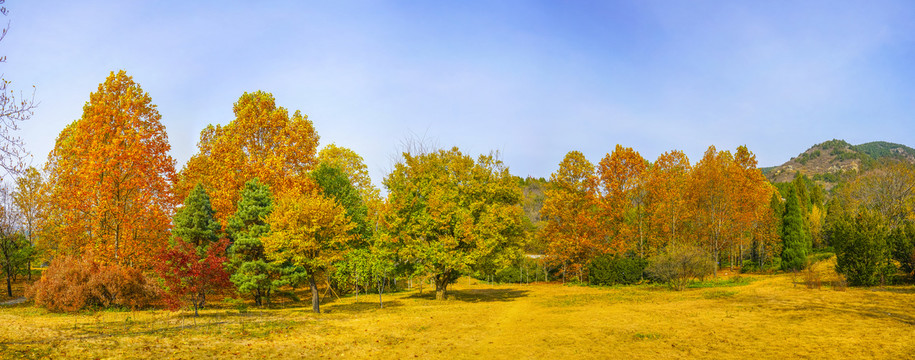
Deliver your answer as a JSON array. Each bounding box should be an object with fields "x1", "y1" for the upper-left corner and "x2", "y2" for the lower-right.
[{"x1": 766, "y1": 139, "x2": 915, "y2": 186}]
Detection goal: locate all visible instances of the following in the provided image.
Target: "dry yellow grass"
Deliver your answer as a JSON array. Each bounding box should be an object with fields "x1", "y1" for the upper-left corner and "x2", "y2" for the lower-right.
[{"x1": 1, "y1": 266, "x2": 913, "y2": 359}]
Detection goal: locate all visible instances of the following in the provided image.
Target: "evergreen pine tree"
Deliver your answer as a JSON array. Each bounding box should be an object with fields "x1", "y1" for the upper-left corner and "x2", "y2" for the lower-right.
[
  {"x1": 781, "y1": 186, "x2": 809, "y2": 271},
  {"x1": 227, "y1": 179, "x2": 284, "y2": 307},
  {"x1": 172, "y1": 184, "x2": 221, "y2": 253}
]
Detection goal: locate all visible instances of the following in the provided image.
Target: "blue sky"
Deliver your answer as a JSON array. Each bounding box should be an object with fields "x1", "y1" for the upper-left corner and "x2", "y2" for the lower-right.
[{"x1": 3, "y1": 1, "x2": 915, "y2": 188}]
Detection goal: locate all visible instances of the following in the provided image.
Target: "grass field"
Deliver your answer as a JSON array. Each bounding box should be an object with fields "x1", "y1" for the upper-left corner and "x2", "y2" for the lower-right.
[{"x1": 1, "y1": 260, "x2": 913, "y2": 359}]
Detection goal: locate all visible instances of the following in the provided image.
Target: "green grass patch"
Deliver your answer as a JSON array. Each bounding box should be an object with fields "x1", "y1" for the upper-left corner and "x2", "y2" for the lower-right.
[{"x1": 689, "y1": 276, "x2": 756, "y2": 289}]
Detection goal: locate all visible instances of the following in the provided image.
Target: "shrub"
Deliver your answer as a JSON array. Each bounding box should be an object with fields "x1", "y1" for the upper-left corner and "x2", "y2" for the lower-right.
[
  {"x1": 587, "y1": 254, "x2": 647, "y2": 286},
  {"x1": 803, "y1": 266, "x2": 822, "y2": 290},
  {"x1": 28, "y1": 256, "x2": 158, "y2": 312},
  {"x1": 646, "y1": 245, "x2": 715, "y2": 291},
  {"x1": 740, "y1": 260, "x2": 757, "y2": 273}
]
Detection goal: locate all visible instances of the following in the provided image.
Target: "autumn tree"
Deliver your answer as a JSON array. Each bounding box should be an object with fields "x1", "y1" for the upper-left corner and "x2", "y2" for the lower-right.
[
  {"x1": 542, "y1": 151, "x2": 601, "y2": 281},
  {"x1": 263, "y1": 191, "x2": 352, "y2": 313},
  {"x1": 597, "y1": 145, "x2": 648, "y2": 257},
  {"x1": 311, "y1": 163, "x2": 370, "y2": 241},
  {"x1": 156, "y1": 238, "x2": 231, "y2": 317},
  {"x1": 646, "y1": 150, "x2": 691, "y2": 250},
  {"x1": 12, "y1": 167, "x2": 44, "y2": 280},
  {"x1": 45, "y1": 70, "x2": 177, "y2": 268},
  {"x1": 178, "y1": 91, "x2": 320, "y2": 227},
  {"x1": 317, "y1": 144, "x2": 381, "y2": 209},
  {"x1": 384, "y1": 147, "x2": 524, "y2": 300},
  {"x1": 0, "y1": 185, "x2": 30, "y2": 297},
  {"x1": 691, "y1": 146, "x2": 738, "y2": 274}
]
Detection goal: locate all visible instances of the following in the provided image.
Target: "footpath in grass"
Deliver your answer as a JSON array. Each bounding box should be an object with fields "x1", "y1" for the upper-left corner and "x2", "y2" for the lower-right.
[{"x1": 1, "y1": 272, "x2": 914, "y2": 359}]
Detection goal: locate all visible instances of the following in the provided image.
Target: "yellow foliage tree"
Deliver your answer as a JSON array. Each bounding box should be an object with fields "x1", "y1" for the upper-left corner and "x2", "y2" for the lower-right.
[
  {"x1": 44, "y1": 70, "x2": 177, "y2": 268},
  {"x1": 178, "y1": 91, "x2": 320, "y2": 227},
  {"x1": 384, "y1": 147, "x2": 524, "y2": 300},
  {"x1": 263, "y1": 191, "x2": 352, "y2": 313}
]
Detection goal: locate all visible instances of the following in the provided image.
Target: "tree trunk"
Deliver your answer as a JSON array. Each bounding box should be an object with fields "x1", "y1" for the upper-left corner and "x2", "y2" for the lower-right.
[
  {"x1": 435, "y1": 271, "x2": 450, "y2": 300},
  {"x1": 378, "y1": 279, "x2": 384, "y2": 308},
  {"x1": 309, "y1": 273, "x2": 320, "y2": 313},
  {"x1": 6, "y1": 270, "x2": 11, "y2": 297}
]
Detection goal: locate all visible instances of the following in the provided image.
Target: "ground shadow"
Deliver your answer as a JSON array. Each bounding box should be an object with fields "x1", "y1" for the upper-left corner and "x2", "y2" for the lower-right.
[
  {"x1": 407, "y1": 288, "x2": 529, "y2": 302},
  {"x1": 322, "y1": 300, "x2": 404, "y2": 313}
]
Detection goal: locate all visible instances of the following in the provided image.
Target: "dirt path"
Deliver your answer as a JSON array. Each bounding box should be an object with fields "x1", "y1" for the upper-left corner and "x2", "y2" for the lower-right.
[{"x1": 1, "y1": 297, "x2": 26, "y2": 306}]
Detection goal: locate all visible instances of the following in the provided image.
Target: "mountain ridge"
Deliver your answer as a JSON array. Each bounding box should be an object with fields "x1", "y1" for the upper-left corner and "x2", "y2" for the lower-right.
[{"x1": 765, "y1": 139, "x2": 915, "y2": 186}]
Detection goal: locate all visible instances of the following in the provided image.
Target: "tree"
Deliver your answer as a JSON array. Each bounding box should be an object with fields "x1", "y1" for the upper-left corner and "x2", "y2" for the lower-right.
[
  {"x1": 45, "y1": 70, "x2": 177, "y2": 268},
  {"x1": 542, "y1": 151, "x2": 601, "y2": 281},
  {"x1": 781, "y1": 186, "x2": 808, "y2": 271},
  {"x1": 311, "y1": 163, "x2": 370, "y2": 241},
  {"x1": 0, "y1": 184, "x2": 30, "y2": 297},
  {"x1": 172, "y1": 184, "x2": 220, "y2": 252},
  {"x1": 317, "y1": 144, "x2": 381, "y2": 208},
  {"x1": 832, "y1": 210, "x2": 895, "y2": 286},
  {"x1": 226, "y1": 179, "x2": 287, "y2": 307},
  {"x1": 156, "y1": 238, "x2": 231, "y2": 317},
  {"x1": 0, "y1": 3, "x2": 37, "y2": 180},
  {"x1": 646, "y1": 150, "x2": 691, "y2": 250},
  {"x1": 263, "y1": 191, "x2": 352, "y2": 313},
  {"x1": 597, "y1": 145, "x2": 648, "y2": 258},
  {"x1": 384, "y1": 147, "x2": 524, "y2": 300},
  {"x1": 178, "y1": 91, "x2": 320, "y2": 227},
  {"x1": 12, "y1": 167, "x2": 44, "y2": 280},
  {"x1": 691, "y1": 146, "x2": 737, "y2": 274}
]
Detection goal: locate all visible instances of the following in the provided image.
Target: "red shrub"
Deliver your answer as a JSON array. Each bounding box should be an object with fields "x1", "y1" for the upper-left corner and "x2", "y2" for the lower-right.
[{"x1": 27, "y1": 256, "x2": 158, "y2": 312}]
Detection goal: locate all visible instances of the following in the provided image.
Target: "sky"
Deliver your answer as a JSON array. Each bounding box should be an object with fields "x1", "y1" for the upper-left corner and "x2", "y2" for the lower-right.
[{"x1": 2, "y1": 1, "x2": 915, "y2": 189}]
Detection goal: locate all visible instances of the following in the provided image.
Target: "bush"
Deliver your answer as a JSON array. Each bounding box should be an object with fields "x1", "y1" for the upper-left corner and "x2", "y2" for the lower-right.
[
  {"x1": 740, "y1": 260, "x2": 757, "y2": 273},
  {"x1": 646, "y1": 245, "x2": 715, "y2": 291},
  {"x1": 587, "y1": 254, "x2": 647, "y2": 286},
  {"x1": 27, "y1": 256, "x2": 157, "y2": 312}
]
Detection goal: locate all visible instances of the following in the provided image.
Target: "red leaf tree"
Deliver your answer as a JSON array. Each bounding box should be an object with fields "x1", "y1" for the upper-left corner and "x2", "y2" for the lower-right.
[{"x1": 155, "y1": 238, "x2": 231, "y2": 316}]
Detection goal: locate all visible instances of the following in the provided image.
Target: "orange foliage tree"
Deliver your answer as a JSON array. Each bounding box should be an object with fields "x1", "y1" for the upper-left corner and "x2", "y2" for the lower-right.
[
  {"x1": 646, "y1": 150, "x2": 692, "y2": 251},
  {"x1": 597, "y1": 145, "x2": 648, "y2": 257},
  {"x1": 178, "y1": 91, "x2": 320, "y2": 227},
  {"x1": 542, "y1": 151, "x2": 603, "y2": 281},
  {"x1": 44, "y1": 70, "x2": 177, "y2": 268}
]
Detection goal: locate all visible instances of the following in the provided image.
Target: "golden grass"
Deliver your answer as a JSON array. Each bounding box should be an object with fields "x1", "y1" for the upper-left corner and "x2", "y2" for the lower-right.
[{"x1": 1, "y1": 267, "x2": 914, "y2": 359}]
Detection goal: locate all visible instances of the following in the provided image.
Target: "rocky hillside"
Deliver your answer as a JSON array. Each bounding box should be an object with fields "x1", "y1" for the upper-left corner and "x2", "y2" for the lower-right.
[{"x1": 765, "y1": 140, "x2": 915, "y2": 187}]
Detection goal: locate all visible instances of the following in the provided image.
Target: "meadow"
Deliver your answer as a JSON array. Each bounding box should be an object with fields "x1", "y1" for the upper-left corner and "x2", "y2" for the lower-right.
[{"x1": 1, "y1": 259, "x2": 913, "y2": 359}]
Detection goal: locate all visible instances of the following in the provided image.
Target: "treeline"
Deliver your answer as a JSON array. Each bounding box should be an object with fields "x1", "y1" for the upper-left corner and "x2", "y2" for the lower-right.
[
  {"x1": 4, "y1": 71, "x2": 914, "y2": 316},
  {"x1": 538, "y1": 145, "x2": 779, "y2": 283},
  {"x1": 6, "y1": 71, "x2": 524, "y2": 313}
]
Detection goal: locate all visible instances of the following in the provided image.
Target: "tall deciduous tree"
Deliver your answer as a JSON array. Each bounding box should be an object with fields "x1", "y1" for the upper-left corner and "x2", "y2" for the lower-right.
[
  {"x1": 12, "y1": 167, "x2": 44, "y2": 280},
  {"x1": 384, "y1": 147, "x2": 524, "y2": 300},
  {"x1": 691, "y1": 146, "x2": 737, "y2": 274},
  {"x1": 263, "y1": 191, "x2": 352, "y2": 313},
  {"x1": 597, "y1": 145, "x2": 648, "y2": 257},
  {"x1": 542, "y1": 151, "x2": 601, "y2": 281},
  {"x1": 45, "y1": 70, "x2": 177, "y2": 268},
  {"x1": 646, "y1": 150, "x2": 691, "y2": 250},
  {"x1": 178, "y1": 91, "x2": 319, "y2": 227},
  {"x1": 0, "y1": 185, "x2": 30, "y2": 297},
  {"x1": 318, "y1": 144, "x2": 380, "y2": 208}
]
